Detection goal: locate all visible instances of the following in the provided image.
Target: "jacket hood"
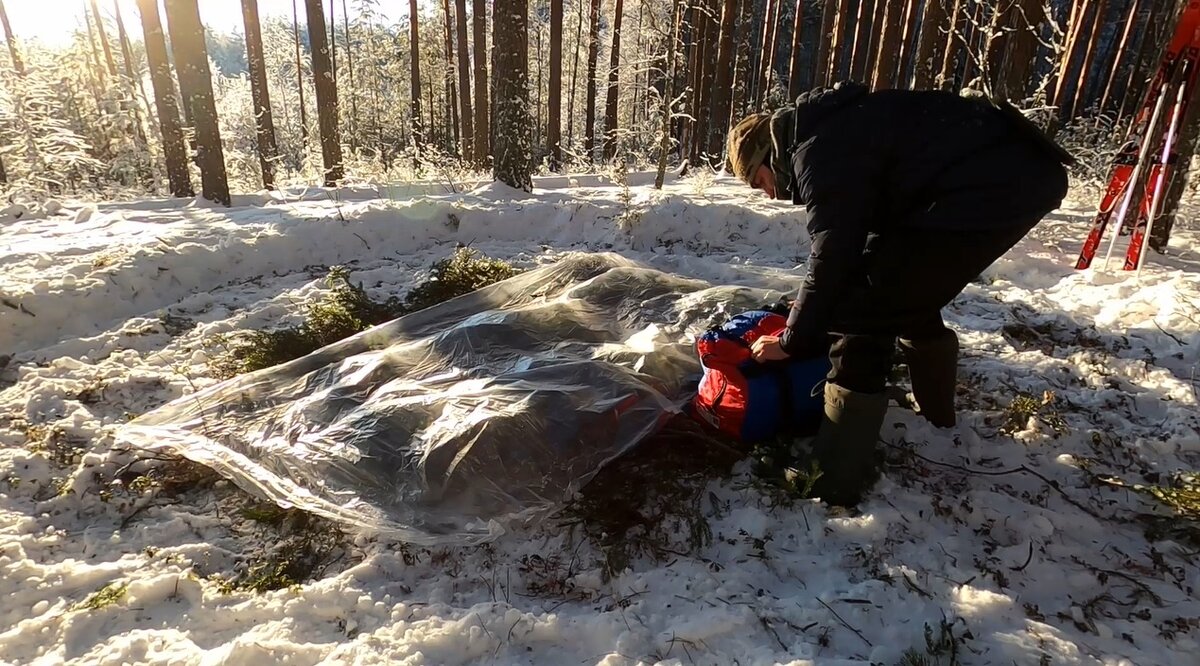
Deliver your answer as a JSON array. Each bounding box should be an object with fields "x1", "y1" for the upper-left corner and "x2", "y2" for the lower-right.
[{"x1": 768, "y1": 81, "x2": 870, "y2": 201}]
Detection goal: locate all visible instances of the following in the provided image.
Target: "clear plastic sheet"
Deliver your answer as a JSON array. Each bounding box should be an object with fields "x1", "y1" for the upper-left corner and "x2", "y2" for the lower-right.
[{"x1": 120, "y1": 253, "x2": 785, "y2": 544}]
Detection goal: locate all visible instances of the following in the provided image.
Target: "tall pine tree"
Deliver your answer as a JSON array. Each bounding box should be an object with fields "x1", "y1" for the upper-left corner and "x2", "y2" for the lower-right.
[{"x1": 492, "y1": 0, "x2": 531, "y2": 190}]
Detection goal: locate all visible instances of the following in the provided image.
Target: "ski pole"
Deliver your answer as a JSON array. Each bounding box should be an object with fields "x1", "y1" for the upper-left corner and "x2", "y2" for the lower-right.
[
  {"x1": 1102, "y1": 82, "x2": 1171, "y2": 271},
  {"x1": 1137, "y1": 79, "x2": 1189, "y2": 276}
]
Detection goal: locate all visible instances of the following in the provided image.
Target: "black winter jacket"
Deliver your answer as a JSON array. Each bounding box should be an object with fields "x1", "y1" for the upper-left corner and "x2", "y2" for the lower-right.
[{"x1": 772, "y1": 82, "x2": 1070, "y2": 353}]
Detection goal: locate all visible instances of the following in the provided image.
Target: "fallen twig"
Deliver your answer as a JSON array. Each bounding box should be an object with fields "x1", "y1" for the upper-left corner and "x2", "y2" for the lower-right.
[
  {"x1": 814, "y1": 598, "x2": 873, "y2": 648},
  {"x1": 1010, "y1": 541, "x2": 1035, "y2": 572},
  {"x1": 888, "y1": 441, "x2": 1108, "y2": 520}
]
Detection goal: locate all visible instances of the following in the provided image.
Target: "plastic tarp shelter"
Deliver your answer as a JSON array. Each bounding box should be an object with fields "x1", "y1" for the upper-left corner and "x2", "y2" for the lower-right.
[{"x1": 120, "y1": 253, "x2": 790, "y2": 545}]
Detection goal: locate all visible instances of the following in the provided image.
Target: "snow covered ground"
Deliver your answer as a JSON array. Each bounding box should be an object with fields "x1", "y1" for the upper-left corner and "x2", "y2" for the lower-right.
[{"x1": 1, "y1": 172, "x2": 1198, "y2": 665}]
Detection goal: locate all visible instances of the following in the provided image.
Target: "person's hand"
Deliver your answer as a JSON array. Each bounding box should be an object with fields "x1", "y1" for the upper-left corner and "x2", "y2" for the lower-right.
[{"x1": 751, "y1": 335, "x2": 791, "y2": 362}]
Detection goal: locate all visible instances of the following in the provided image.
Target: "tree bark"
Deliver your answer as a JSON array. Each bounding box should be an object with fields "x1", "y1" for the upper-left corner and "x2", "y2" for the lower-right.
[
  {"x1": 0, "y1": 0, "x2": 25, "y2": 76},
  {"x1": 453, "y1": 0, "x2": 474, "y2": 161},
  {"x1": 828, "y1": 0, "x2": 853, "y2": 82},
  {"x1": 1069, "y1": 0, "x2": 1110, "y2": 117},
  {"x1": 733, "y1": 0, "x2": 754, "y2": 118},
  {"x1": 548, "y1": 0, "x2": 563, "y2": 168},
  {"x1": 1119, "y1": 0, "x2": 1168, "y2": 124},
  {"x1": 657, "y1": 0, "x2": 684, "y2": 188},
  {"x1": 863, "y1": 0, "x2": 887, "y2": 86},
  {"x1": 1052, "y1": 0, "x2": 1092, "y2": 110},
  {"x1": 84, "y1": 1, "x2": 109, "y2": 87},
  {"x1": 162, "y1": 0, "x2": 229, "y2": 205},
  {"x1": 90, "y1": 0, "x2": 119, "y2": 78},
  {"x1": 1099, "y1": 0, "x2": 1143, "y2": 115},
  {"x1": 113, "y1": 1, "x2": 152, "y2": 120},
  {"x1": 813, "y1": 0, "x2": 836, "y2": 87},
  {"x1": 894, "y1": 0, "x2": 922, "y2": 88},
  {"x1": 342, "y1": 0, "x2": 358, "y2": 152},
  {"x1": 567, "y1": 0, "x2": 583, "y2": 153},
  {"x1": 850, "y1": 0, "x2": 876, "y2": 83},
  {"x1": 938, "y1": 0, "x2": 965, "y2": 90},
  {"x1": 492, "y1": 0, "x2": 532, "y2": 190},
  {"x1": 329, "y1": 0, "x2": 337, "y2": 89},
  {"x1": 293, "y1": 0, "x2": 308, "y2": 145},
  {"x1": 407, "y1": 0, "x2": 423, "y2": 146},
  {"x1": 603, "y1": 0, "x2": 625, "y2": 161},
  {"x1": 472, "y1": 0, "x2": 490, "y2": 166},
  {"x1": 787, "y1": 0, "x2": 804, "y2": 98},
  {"x1": 758, "y1": 0, "x2": 782, "y2": 107},
  {"x1": 303, "y1": 0, "x2": 343, "y2": 185},
  {"x1": 584, "y1": 0, "x2": 601, "y2": 159},
  {"x1": 997, "y1": 0, "x2": 1042, "y2": 102},
  {"x1": 242, "y1": 0, "x2": 279, "y2": 189},
  {"x1": 134, "y1": 0, "x2": 191, "y2": 197},
  {"x1": 871, "y1": 0, "x2": 905, "y2": 90},
  {"x1": 694, "y1": 0, "x2": 718, "y2": 163},
  {"x1": 707, "y1": 0, "x2": 738, "y2": 162},
  {"x1": 914, "y1": 0, "x2": 950, "y2": 89},
  {"x1": 442, "y1": 0, "x2": 460, "y2": 151}
]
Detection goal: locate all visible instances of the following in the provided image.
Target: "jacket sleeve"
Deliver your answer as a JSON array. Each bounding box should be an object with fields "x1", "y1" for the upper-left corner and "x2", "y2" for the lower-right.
[{"x1": 779, "y1": 138, "x2": 885, "y2": 356}]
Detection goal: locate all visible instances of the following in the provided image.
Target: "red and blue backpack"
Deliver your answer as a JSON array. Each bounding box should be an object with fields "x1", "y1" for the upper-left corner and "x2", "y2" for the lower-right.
[{"x1": 690, "y1": 309, "x2": 831, "y2": 443}]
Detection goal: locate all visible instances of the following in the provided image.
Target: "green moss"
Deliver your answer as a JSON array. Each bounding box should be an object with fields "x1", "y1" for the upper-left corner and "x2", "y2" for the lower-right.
[
  {"x1": 75, "y1": 582, "x2": 128, "y2": 611},
  {"x1": 216, "y1": 249, "x2": 520, "y2": 376}
]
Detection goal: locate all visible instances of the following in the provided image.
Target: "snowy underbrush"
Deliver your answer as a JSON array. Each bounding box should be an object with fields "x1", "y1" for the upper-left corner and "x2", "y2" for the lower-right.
[{"x1": 1, "y1": 177, "x2": 1199, "y2": 664}]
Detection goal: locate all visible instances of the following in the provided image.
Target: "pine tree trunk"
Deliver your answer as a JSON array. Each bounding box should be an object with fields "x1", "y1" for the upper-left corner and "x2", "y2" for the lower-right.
[
  {"x1": 1052, "y1": 0, "x2": 1092, "y2": 110},
  {"x1": 707, "y1": 0, "x2": 738, "y2": 162},
  {"x1": 813, "y1": 0, "x2": 836, "y2": 87},
  {"x1": 294, "y1": 0, "x2": 308, "y2": 145},
  {"x1": 829, "y1": 0, "x2": 853, "y2": 82},
  {"x1": 407, "y1": 0, "x2": 423, "y2": 146},
  {"x1": 453, "y1": 0, "x2": 473, "y2": 161},
  {"x1": 162, "y1": 0, "x2": 229, "y2": 205},
  {"x1": 134, "y1": 0, "x2": 191, "y2": 197},
  {"x1": 657, "y1": 0, "x2": 684, "y2": 188},
  {"x1": 913, "y1": 0, "x2": 949, "y2": 89},
  {"x1": 787, "y1": 0, "x2": 804, "y2": 98},
  {"x1": 341, "y1": 0, "x2": 358, "y2": 151},
  {"x1": 90, "y1": 0, "x2": 119, "y2": 78},
  {"x1": 548, "y1": 0, "x2": 563, "y2": 168},
  {"x1": 303, "y1": 0, "x2": 343, "y2": 185},
  {"x1": 603, "y1": 0, "x2": 625, "y2": 161},
  {"x1": 732, "y1": 0, "x2": 754, "y2": 119},
  {"x1": 938, "y1": 0, "x2": 965, "y2": 89},
  {"x1": 758, "y1": 0, "x2": 782, "y2": 107},
  {"x1": 492, "y1": 0, "x2": 531, "y2": 190},
  {"x1": 442, "y1": 0, "x2": 460, "y2": 152},
  {"x1": 894, "y1": 0, "x2": 922, "y2": 88},
  {"x1": 1069, "y1": 0, "x2": 1110, "y2": 117},
  {"x1": 0, "y1": 0, "x2": 25, "y2": 76},
  {"x1": 472, "y1": 0, "x2": 490, "y2": 166},
  {"x1": 850, "y1": 0, "x2": 876, "y2": 82},
  {"x1": 997, "y1": 0, "x2": 1042, "y2": 103},
  {"x1": 863, "y1": 0, "x2": 887, "y2": 86},
  {"x1": 1098, "y1": 0, "x2": 1142, "y2": 115},
  {"x1": 242, "y1": 0, "x2": 279, "y2": 189},
  {"x1": 113, "y1": 0, "x2": 151, "y2": 144},
  {"x1": 1118, "y1": 0, "x2": 1167, "y2": 123},
  {"x1": 567, "y1": 0, "x2": 583, "y2": 154},
  {"x1": 871, "y1": 0, "x2": 905, "y2": 90},
  {"x1": 84, "y1": 2, "x2": 109, "y2": 88},
  {"x1": 584, "y1": 0, "x2": 601, "y2": 159},
  {"x1": 694, "y1": 0, "x2": 718, "y2": 163},
  {"x1": 684, "y1": 1, "x2": 703, "y2": 160}
]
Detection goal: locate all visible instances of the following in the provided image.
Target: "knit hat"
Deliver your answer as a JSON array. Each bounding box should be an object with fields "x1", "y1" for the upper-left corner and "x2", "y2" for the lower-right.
[{"x1": 727, "y1": 112, "x2": 773, "y2": 185}]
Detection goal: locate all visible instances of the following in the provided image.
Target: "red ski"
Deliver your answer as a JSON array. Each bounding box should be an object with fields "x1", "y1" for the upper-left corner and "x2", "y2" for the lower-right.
[
  {"x1": 1076, "y1": 0, "x2": 1200, "y2": 270},
  {"x1": 1125, "y1": 68, "x2": 1192, "y2": 271}
]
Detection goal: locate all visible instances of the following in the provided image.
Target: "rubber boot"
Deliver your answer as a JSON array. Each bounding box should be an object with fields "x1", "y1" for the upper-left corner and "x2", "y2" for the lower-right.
[
  {"x1": 898, "y1": 329, "x2": 959, "y2": 429},
  {"x1": 808, "y1": 383, "x2": 889, "y2": 507}
]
